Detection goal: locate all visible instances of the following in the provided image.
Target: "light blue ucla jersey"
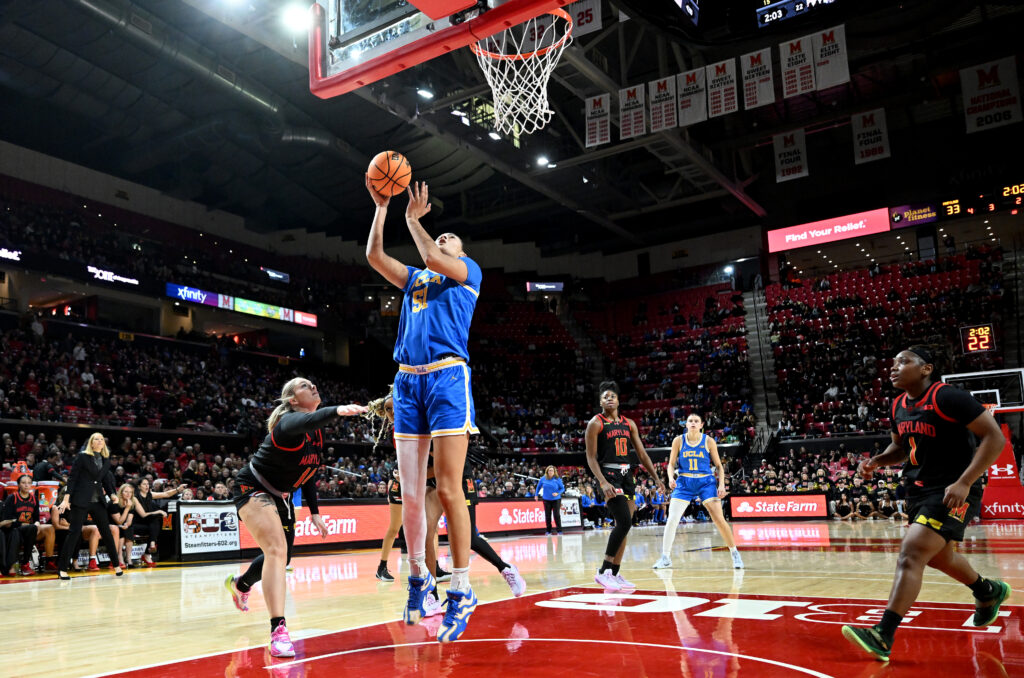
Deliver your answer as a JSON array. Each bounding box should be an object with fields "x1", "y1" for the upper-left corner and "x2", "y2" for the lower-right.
[
  {"x1": 677, "y1": 433, "x2": 713, "y2": 477},
  {"x1": 393, "y1": 257, "x2": 482, "y2": 365}
]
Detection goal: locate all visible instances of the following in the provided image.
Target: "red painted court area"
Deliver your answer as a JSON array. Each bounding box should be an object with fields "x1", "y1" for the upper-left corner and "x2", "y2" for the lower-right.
[{"x1": 105, "y1": 587, "x2": 1021, "y2": 677}]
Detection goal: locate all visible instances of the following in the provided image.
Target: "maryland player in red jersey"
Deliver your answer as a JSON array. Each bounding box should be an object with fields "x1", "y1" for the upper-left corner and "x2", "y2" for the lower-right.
[
  {"x1": 585, "y1": 381, "x2": 665, "y2": 592},
  {"x1": 842, "y1": 345, "x2": 1011, "y2": 662}
]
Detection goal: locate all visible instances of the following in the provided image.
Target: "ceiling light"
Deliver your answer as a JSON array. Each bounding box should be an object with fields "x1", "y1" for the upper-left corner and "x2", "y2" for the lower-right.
[
  {"x1": 451, "y1": 109, "x2": 467, "y2": 118},
  {"x1": 488, "y1": 131, "x2": 501, "y2": 140},
  {"x1": 282, "y1": 4, "x2": 310, "y2": 31},
  {"x1": 417, "y1": 88, "x2": 434, "y2": 99},
  {"x1": 537, "y1": 156, "x2": 549, "y2": 166},
  {"x1": 724, "y1": 265, "x2": 734, "y2": 274},
  {"x1": 984, "y1": 220, "x2": 989, "y2": 224},
  {"x1": 546, "y1": 162, "x2": 557, "y2": 168},
  {"x1": 582, "y1": 176, "x2": 589, "y2": 184}
]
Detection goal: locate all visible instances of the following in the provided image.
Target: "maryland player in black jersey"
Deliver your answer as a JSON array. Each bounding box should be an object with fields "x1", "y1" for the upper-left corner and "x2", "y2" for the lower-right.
[
  {"x1": 225, "y1": 377, "x2": 366, "y2": 659},
  {"x1": 585, "y1": 381, "x2": 665, "y2": 592},
  {"x1": 0, "y1": 474, "x2": 56, "y2": 575},
  {"x1": 842, "y1": 345, "x2": 1010, "y2": 662}
]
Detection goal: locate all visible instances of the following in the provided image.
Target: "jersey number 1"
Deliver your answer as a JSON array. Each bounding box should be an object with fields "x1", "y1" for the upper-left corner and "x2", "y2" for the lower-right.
[
  {"x1": 615, "y1": 438, "x2": 629, "y2": 457},
  {"x1": 908, "y1": 436, "x2": 918, "y2": 465}
]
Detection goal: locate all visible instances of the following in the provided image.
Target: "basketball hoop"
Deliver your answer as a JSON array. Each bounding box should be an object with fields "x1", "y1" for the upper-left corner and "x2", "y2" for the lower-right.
[{"x1": 470, "y1": 8, "x2": 573, "y2": 135}]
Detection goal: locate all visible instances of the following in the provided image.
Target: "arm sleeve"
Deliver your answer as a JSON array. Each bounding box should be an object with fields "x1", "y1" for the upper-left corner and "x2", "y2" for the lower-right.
[
  {"x1": 936, "y1": 386, "x2": 986, "y2": 425},
  {"x1": 275, "y1": 407, "x2": 342, "y2": 438},
  {"x1": 302, "y1": 476, "x2": 320, "y2": 515},
  {"x1": 66, "y1": 454, "x2": 83, "y2": 496},
  {"x1": 557, "y1": 479, "x2": 565, "y2": 493},
  {"x1": 31, "y1": 501, "x2": 40, "y2": 524}
]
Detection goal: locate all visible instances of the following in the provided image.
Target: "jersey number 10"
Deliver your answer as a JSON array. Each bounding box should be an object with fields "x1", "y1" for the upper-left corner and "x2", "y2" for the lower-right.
[{"x1": 615, "y1": 438, "x2": 629, "y2": 456}]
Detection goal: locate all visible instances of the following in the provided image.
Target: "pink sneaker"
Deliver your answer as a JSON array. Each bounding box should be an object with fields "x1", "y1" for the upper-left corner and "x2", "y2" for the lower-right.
[
  {"x1": 225, "y1": 575, "x2": 250, "y2": 612},
  {"x1": 269, "y1": 621, "x2": 295, "y2": 658},
  {"x1": 594, "y1": 569, "x2": 621, "y2": 592},
  {"x1": 615, "y1": 574, "x2": 636, "y2": 590}
]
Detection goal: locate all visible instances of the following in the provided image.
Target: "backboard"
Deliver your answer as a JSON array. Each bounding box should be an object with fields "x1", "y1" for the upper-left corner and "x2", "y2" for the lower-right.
[
  {"x1": 308, "y1": 0, "x2": 572, "y2": 99},
  {"x1": 943, "y1": 369, "x2": 1024, "y2": 414}
]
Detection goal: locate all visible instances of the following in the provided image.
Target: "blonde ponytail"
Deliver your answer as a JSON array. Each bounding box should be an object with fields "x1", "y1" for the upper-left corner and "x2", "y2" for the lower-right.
[{"x1": 267, "y1": 377, "x2": 305, "y2": 433}]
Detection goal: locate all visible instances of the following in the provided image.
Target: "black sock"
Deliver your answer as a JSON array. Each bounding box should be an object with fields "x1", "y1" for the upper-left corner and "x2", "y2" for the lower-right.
[
  {"x1": 236, "y1": 578, "x2": 252, "y2": 593},
  {"x1": 876, "y1": 609, "x2": 902, "y2": 642},
  {"x1": 600, "y1": 559, "x2": 615, "y2": 573},
  {"x1": 611, "y1": 563, "x2": 620, "y2": 576},
  {"x1": 969, "y1": 575, "x2": 995, "y2": 599},
  {"x1": 271, "y1": 616, "x2": 286, "y2": 632},
  {"x1": 378, "y1": 560, "x2": 387, "y2": 570}
]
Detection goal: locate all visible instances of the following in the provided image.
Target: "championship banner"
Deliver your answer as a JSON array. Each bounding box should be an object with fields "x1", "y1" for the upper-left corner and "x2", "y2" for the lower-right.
[
  {"x1": 567, "y1": 0, "x2": 601, "y2": 38},
  {"x1": 741, "y1": 47, "x2": 775, "y2": 110},
  {"x1": 618, "y1": 83, "x2": 646, "y2": 140},
  {"x1": 179, "y1": 501, "x2": 240, "y2": 554},
  {"x1": 961, "y1": 56, "x2": 1022, "y2": 134},
  {"x1": 648, "y1": 76, "x2": 678, "y2": 133},
  {"x1": 585, "y1": 93, "x2": 611, "y2": 147},
  {"x1": 812, "y1": 24, "x2": 850, "y2": 90},
  {"x1": 773, "y1": 128, "x2": 809, "y2": 183},
  {"x1": 706, "y1": 59, "x2": 739, "y2": 117},
  {"x1": 676, "y1": 68, "x2": 708, "y2": 127},
  {"x1": 780, "y1": 35, "x2": 816, "y2": 98},
  {"x1": 851, "y1": 108, "x2": 891, "y2": 164}
]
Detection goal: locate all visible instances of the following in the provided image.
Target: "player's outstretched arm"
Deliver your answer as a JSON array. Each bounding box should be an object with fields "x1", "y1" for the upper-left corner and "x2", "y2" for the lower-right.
[
  {"x1": 365, "y1": 174, "x2": 409, "y2": 289},
  {"x1": 405, "y1": 181, "x2": 468, "y2": 282}
]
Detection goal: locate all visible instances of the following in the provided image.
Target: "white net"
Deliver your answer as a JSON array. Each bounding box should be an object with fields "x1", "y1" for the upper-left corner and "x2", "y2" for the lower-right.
[{"x1": 471, "y1": 9, "x2": 573, "y2": 136}]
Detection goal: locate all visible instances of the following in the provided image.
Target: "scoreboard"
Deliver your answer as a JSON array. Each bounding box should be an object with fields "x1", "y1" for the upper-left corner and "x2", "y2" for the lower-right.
[
  {"x1": 757, "y1": 0, "x2": 837, "y2": 28},
  {"x1": 940, "y1": 181, "x2": 1024, "y2": 220}
]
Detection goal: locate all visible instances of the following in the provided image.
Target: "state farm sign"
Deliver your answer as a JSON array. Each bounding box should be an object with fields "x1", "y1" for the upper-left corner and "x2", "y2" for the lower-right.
[{"x1": 730, "y1": 494, "x2": 827, "y2": 519}]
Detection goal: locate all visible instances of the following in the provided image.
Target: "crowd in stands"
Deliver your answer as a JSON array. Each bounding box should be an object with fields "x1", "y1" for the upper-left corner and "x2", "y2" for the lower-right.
[
  {"x1": 768, "y1": 246, "x2": 1008, "y2": 437},
  {"x1": 0, "y1": 320, "x2": 375, "y2": 442}
]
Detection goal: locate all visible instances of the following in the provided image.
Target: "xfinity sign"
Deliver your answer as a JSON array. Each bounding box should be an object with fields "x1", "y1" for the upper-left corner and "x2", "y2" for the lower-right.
[{"x1": 166, "y1": 283, "x2": 211, "y2": 305}]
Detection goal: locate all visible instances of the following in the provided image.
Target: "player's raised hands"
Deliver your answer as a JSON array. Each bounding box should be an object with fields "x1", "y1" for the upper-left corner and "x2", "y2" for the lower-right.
[{"x1": 406, "y1": 181, "x2": 431, "y2": 221}]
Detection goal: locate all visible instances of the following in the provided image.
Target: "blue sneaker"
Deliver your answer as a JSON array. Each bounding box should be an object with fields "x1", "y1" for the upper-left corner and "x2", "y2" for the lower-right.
[
  {"x1": 436, "y1": 588, "x2": 478, "y2": 643},
  {"x1": 404, "y1": 572, "x2": 436, "y2": 625}
]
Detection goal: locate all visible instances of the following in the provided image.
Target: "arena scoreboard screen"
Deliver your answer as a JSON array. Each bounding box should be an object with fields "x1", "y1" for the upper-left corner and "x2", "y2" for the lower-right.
[
  {"x1": 960, "y1": 323, "x2": 996, "y2": 354},
  {"x1": 757, "y1": 0, "x2": 837, "y2": 28},
  {"x1": 940, "y1": 180, "x2": 1024, "y2": 219}
]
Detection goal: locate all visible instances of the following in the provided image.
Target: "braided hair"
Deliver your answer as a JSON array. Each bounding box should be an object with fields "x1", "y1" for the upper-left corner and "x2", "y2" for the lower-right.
[{"x1": 363, "y1": 386, "x2": 394, "y2": 451}]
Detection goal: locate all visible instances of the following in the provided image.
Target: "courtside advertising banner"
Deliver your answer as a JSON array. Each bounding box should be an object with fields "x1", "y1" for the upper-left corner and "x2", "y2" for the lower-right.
[
  {"x1": 961, "y1": 56, "x2": 1022, "y2": 134},
  {"x1": 730, "y1": 494, "x2": 828, "y2": 519},
  {"x1": 706, "y1": 59, "x2": 739, "y2": 117},
  {"x1": 851, "y1": 108, "x2": 891, "y2": 165},
  {"x1": 677, "y1": 68, "x2": 708, "y2": 127},
  {"x1": 773, "y1": 128, "x2": 809, "y2": 183},
  {"x1": 585, "y1": 93, "x2": 611, "y2": 147},
  {"x1": 179, "y1": 501, "x2": 240, "y2": 554},
  {"x1": 237, "y1": 499, "x2": 583, "y2": 550},
  {"x1": 780, "y1": 35, "x2": 816, "y2": 98},
  {"x1": 648, "y1": 76, "x2": 678, "y2": 133},
  {"x1": 741, "y1": 48, "x2": 775, "y2": 110},
  {"x1": 618, "y1": 83, "x2": 647, "y2": 140},
  {"x1": 766, "y1": 207, "x2": 890, "y2": 253},
  {"x1": 731, "y1": 522, "x2": 830, "y2": 547},
  {"x1": 812, "y1": 24, "x2": 850, "y2": 90}
]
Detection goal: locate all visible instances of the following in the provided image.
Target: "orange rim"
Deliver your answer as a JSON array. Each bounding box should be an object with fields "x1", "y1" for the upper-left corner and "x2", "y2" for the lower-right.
[{"x1": 470, "y1": 8, "x2": 573, "y2": 61}]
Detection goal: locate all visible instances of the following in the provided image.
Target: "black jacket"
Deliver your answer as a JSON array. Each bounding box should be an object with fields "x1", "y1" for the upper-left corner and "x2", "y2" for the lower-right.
[{"x1": 65, "y1": 452, "x2": 116, "y2": 508}]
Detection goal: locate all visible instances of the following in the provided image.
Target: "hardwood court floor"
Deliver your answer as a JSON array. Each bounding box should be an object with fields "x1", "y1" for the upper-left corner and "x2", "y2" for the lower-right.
[{"x1": 3, "y1": 520, "x2": 1022, "y2": 677}]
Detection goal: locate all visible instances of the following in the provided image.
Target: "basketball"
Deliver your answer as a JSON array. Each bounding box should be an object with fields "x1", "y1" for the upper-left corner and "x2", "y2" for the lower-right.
[{"x1": 367, "y1": 150, "x2": 412, "y2": 197}]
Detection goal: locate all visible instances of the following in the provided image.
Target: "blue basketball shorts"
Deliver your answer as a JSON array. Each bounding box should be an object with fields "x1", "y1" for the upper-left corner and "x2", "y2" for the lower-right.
[
  {"x1": 671, "y1": 474, "x2": 718, "y2": 504},
  {"x1": 392, "y1": 357, "x2": 478, "y2": 440}
]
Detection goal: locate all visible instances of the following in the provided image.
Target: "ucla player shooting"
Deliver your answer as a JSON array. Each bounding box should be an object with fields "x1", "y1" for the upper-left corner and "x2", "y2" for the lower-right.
[
  {"x1": 365, "y1": 176, "x2": 481, "y2": 643},
  {"x1": 653, "y1": 413, "x2": 744, "y2": 570}
]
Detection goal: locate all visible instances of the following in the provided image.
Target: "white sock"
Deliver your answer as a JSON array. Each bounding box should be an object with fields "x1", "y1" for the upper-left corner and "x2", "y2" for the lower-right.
[
  {"x1": 409, "y1": 556, "x2": 427, "y2": 578},
  {"x1": 662, "y1": 498, "x2": 688, "y2": 556},
  {"x1": 451, "y1": 566, "x2": 470, "y2": 592},
  {"x1": 730, "y1": 547, "x2": 739, "y2": 553}
]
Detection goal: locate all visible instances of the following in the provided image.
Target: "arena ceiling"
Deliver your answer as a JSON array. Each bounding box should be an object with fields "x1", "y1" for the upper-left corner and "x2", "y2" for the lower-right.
[{"x1": 0, "y1": 0, "x2": 1022, "y2": 259}]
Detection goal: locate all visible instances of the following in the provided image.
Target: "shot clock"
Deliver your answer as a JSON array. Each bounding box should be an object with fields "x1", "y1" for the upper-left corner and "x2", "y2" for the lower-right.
[{"x1": 960, "y1": 323, "x2": 996, "y2": 354}]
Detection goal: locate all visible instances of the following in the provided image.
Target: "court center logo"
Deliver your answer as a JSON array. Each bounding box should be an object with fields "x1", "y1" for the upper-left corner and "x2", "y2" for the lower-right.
[{"x1": 736, "y1": 501, "x2": 754, "y2": 513}]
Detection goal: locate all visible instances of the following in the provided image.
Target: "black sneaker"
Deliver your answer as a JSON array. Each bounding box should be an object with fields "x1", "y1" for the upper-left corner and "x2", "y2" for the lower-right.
[
  {"x1": 375, "y1": 566, "x2": 395, "y2": 582},
  {"x1": 841, "y1": 625, "x2": 891, "y2": 661},
  {"x1": 974, "y1": 579, "x2": 1011, "y2": 627},
  {"x1": 435, "y1": 568, "x2": 452, "y2": 583}
]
